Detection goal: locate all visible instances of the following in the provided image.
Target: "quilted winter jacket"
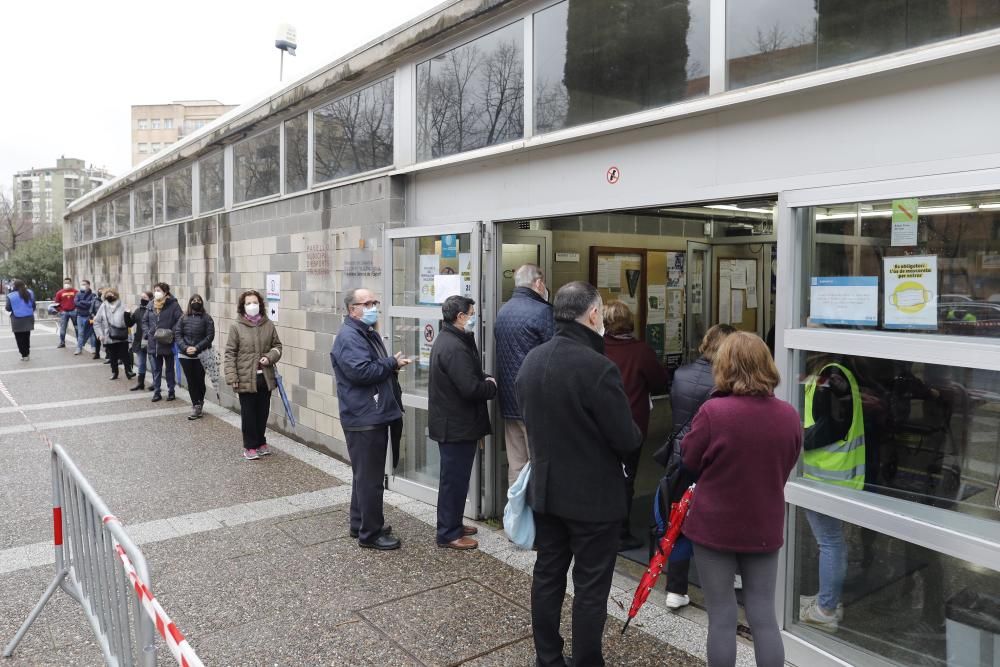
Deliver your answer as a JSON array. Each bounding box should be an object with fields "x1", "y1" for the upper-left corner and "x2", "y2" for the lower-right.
[
  {"x1": 224, "y1": 317, "x2": 282, "y2": 393},
  {"x1": 142, "y1": 297, "x2": 183, "y2": 357},
  {"x1": 670, "y1": 357, "x2": 715, "y2": 444},
  {"x1": 494, "y1": 287, "x2": 554, "y2": 419},
  {"x1": 173, "y1": 312, "x2": 216, "y2": 357}
]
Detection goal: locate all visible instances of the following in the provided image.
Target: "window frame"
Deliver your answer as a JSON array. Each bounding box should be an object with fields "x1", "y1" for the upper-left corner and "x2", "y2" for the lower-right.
[
  {"x1": 231, "y1": 124, "x2": 282, "y2": 208},
  {"x1": 196, "y1": 150, "x2": 226, "y2": 216}
]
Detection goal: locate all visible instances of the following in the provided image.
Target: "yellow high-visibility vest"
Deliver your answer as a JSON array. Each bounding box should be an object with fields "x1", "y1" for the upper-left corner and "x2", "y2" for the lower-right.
[{"x1": 803, "y1": 363, "x2": 866, "y2": 490}]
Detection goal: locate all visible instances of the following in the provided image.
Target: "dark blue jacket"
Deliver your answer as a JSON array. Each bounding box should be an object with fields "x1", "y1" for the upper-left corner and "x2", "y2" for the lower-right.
[
  {"x1": 330, "y1": 317, "x2": 403, "y2": 429},
  {"x1": 494, "y1": 287, "x2": 554, "y2": 419},
  {"x1": 74, "y1": 289, "x2": 95, "y2": 319}
]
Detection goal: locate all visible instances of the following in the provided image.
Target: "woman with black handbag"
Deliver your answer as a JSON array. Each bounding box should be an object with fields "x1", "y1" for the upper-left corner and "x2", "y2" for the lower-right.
[
  {"x1": 142, "y1": 282, "x2": 183, "y2": 402},
  {"x1": 93, "y1": 288, "x2": 134, "y2": 380}
]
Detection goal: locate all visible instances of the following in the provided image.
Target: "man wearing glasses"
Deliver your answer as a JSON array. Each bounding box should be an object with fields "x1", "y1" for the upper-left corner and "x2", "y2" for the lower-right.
[{"x1": 331, "y1": 287, "x2": 412, "y2": 550}]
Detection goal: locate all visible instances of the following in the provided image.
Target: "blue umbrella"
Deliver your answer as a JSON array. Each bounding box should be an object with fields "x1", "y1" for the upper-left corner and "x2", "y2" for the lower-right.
[{"x1": 274, "y1": 371, "x2": 296, "y2": 427}]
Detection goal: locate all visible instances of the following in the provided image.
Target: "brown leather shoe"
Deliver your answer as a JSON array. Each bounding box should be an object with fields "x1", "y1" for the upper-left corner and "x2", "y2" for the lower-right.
[
  {"x1": 462, "y1": 525, "x2": 478, "y2": 536},
  {"x1": 438, "y1": 536, "x2": 478, "y2": 550}
]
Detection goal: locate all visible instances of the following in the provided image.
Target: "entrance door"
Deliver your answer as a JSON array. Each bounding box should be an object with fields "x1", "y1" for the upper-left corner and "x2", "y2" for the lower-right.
[
  {"x1": 687, "y1": 241, "x2": 711, "y2": 360},
  {"x1": 384, "y1": 223, "x2": 483, "y2": 517}
]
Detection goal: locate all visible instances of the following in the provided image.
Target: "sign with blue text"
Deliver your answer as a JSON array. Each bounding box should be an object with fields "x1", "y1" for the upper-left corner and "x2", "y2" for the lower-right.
[{"x1": 809, "y1": 277, "x2": 879, "y2": 326}]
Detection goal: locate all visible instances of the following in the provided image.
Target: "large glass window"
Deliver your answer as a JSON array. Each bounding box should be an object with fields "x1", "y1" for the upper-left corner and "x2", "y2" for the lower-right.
[
  {"x1": 802, "y1": 191, "x2": 1000, "y2": 337},
  {"x1": 199, "y1": 152, "x2": 224, "y2": 213},
  {"x1": 534, "y1": 0, "x2": 710, "y2": 134},
  {"x1": 728, "y1": 1, "x2": 1000, "y2": 90},
  {"x1": 96, "y1": 204, "x2": 111, "y2": 239},
  {"x1": 313, "y1": 79, "x2": 394, "y2": 183},
  {"x1": 391, "y1": 233, "x2": 473, "y2": 307},
  {"x1": 284, "y1": 113, "x2": 308, "y2": 193},
  {"x1": 113, "y1": 194, "x2": 130, "y2": 234},
  {"x1": 233, "y1": 127, "x2": 280, "y2": 203},
  {"x1": 416, "y1": 22, "x2": 523, "y2": 161},
  {"x1": 164, "y1": 166, "x2": 192, "y2": 221},
  {"x1": 134, "y1": 183, "x2": 154, "y2": 229}
]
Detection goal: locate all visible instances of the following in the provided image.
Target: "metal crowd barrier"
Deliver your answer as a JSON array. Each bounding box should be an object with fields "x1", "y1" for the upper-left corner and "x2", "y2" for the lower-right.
[{"x1": 3, "y1": 444, "x2": 203, "y2": 667}]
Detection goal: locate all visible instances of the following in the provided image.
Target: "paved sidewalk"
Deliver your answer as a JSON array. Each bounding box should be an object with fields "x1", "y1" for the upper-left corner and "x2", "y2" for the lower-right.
[{"x1": 0, "y1": 325, "x2": 734, "y2": 666}]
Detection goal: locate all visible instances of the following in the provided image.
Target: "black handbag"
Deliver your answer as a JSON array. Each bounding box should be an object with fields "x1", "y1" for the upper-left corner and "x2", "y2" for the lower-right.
[
  {"x1": 109, "y1": 325, "x2": 128, "y2": 342},
  {"x1": 154, "y1": 328, "x2": 174, "y2": 345}
]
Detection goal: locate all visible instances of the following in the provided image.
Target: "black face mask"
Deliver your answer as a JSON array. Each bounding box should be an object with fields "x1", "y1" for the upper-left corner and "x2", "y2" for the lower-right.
[
  {"x1": 105, "y1": 296, "x2": 116, "y2": 303},
  {"x1": 140, "y1": 299, "x2": 149, "y2": 306},
  {"x1": 191, "y1": 302, "x2": 203, "y2": 312}
]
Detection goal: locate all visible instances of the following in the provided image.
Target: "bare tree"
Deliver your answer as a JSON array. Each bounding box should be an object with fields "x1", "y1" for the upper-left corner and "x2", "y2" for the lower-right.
[{"x1": 0, "y1": 188, "x2": 33, "y2": 256}]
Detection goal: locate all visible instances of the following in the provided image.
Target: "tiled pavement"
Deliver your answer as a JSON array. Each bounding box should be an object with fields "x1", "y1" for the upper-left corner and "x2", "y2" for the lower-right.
[{"x1": 0, "y1": 324, "x2": 748, "y2": 666}]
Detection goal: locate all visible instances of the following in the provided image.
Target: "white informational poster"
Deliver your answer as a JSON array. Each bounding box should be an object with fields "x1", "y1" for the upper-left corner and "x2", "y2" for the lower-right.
[
  {"x1": 459, "y1": 253, "x2": 473, "y2": 297},
  {"x1": 746, "y1": 284, "x2": 759, "y2": 309},
  {"x1": 719, "y1": 278, "x2": 731, "y2": 324},
  {"x1": 597, "y1": 257, "x2": 621, "y2": 288},
  {"x1": 666, "y1": 319, "x2": 684, "y2": 354},
  {"x1": 746, "y1": 262, "x2": 757, "y2": 288},
  {"x1": 666, "y1": 252, "x2": 685, "y2": 288},
  {"x1": 419, "y1": 255, "x2": 439, "y2": 304},
  {"x1": 267, "y1": 302, "x2": 279, "y2": 322},
  {"x1": 731, "y1": 290, "x2": 744, "y2": 324},
  {"x1": 731, "y1": 264, "x2": 748, "y2": 289},
  {"x1": 419, "y1": 319, "x2": 437, "y2": 368},
  {"x1": 266, "y1": 274, "x2": 281, "y2": 301},
  {"x1": 891, "y1": 198, "x2": 919, "y2": 247},
  {"x1": 884, "y1": 256, "x2": 938, "y2": 330},
  {"x1": 809, "y1": 277, "x2": 879, "y2": 326},
  {"x1": 647, "y1": 285, "x2": 667, "y2": 324},
  {"x1": 433, "y1": 274, "x2": 462, "y2": 303},
  {"x1": 666, "y1": 288, "x2": 684, "y2": 319}
]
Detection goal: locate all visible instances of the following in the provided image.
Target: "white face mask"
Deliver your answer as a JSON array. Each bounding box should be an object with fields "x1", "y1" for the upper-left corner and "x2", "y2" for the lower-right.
[
  {"x1": 464, "y1": 314, "x2": 477, "y2": 331},
  {"x1": 597, "y1": 324, "x2": 606, "y2": 337},
  {"x1": 80, "y1": 284, "x2": 89, "y2": 291},
  {"x1": 542, "y1": 287, "x2": 550, "y2": 301},
  {"x1": 244, "y1": 302, "x2": 260, "y2": 317},
  {"x1": 64, "y1": 283, "x2": 72, "y2": 289},
  {"x1": 153, "y1": 291, "x2": 165, "y2": 301}
]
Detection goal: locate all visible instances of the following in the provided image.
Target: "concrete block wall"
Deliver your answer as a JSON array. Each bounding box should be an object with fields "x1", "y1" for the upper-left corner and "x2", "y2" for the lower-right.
[{"x1": 64, "y1": 175, "x2": 402, "y2": 461}]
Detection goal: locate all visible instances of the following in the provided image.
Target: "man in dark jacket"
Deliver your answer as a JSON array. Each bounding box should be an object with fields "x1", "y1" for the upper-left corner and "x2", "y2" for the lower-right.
[
  {"x1": 428, "y1": 295, "x2": 497, "y2": 551},
  {"x1": 142, "y1": 282, "x2": 184, "y2": 402},
  {"x1": 73, "y1": 280, "x2": 96, "y2": 356},
  {"x1": 494, "y1": 264, "x2": 553, "y2": 484},
  {"x1": 516, "y1": 281, "x2": 641, "y2": 667},
  {"x1": 331, "y1": 287, "x2": 411, "y2": 551}
]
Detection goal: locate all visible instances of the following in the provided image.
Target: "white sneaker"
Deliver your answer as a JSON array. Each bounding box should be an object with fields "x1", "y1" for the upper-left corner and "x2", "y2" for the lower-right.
[
  {"x1": 665, "y1": 593, "x2": 690, "y2": 610},
  {"x1": 734, "y1": 575, "x2": 743, "y2": 590},
  {"x1": 800, "y1": 595, "x2": 844, "y2": 621},
  {"x1": 801, "y1": 601, "x2": 840, "y2": 632}
]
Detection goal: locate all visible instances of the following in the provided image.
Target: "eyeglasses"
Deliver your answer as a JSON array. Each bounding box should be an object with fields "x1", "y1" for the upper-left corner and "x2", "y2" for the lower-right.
[{"x1": 351, "y1": 300, "x2": 380, "y2": 308}]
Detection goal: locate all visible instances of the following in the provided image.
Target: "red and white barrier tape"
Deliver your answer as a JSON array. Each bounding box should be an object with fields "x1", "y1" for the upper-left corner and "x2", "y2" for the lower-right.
[{"x1": 111, "y1": 536, "x2": 204, "y2": 667}]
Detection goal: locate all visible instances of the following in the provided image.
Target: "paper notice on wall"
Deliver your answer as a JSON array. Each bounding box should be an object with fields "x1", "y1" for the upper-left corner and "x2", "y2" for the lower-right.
[
  {"x1": 746, "y1": 261, "x2": 757, "y2": 288},
  {"x1": 647, "y1": 285, "x2": 667, "y2": 324},
  {"x1": 719, "y1": 278, "x2": 731, "y2": 324},
  {"x1": 666, "y1": 319, "x2": 684, "y2": 354},
  {"x1": 434, "y1": 274, "x2": 462, "y2": 303},
  {"x1": 746, "y1": 284, "x2": 759, "y2": 309},
  {"x1": 419, "y1": 319, "x2": 437, "y2": 369},
  {"x1": 597, "y1": 256, "x2": 621, "y2": 288},
  {"x1": 732, "y1": 290, "x2": 744, "y2": 324},
  {"x1": 691, "y1": 268, "x2": 703, "y2": 315},
  {"x1": 419, "y1": 255, "x2": 439, "y2": 304},
  {"x1": 731, "y1": 263, "x2": 748, "y2": 289},
  {"x1": 884, "y1": 255, "x2": 938, "y2": 330},
  {"x1": 809, "y1": 277, "x2": 878, "y2": 326},
  {"x1": 667, "y1": 288, "x2": 684, "y2": 319},
  {"x1": 459, "y1": 253, "x2": 473, "y2": 297},
  {"x1": 667, "y1": 252, "x2": 685, "y2": 288},
  {"x1": 891, "y1": 198, "x2": 919, "y2": 247}
]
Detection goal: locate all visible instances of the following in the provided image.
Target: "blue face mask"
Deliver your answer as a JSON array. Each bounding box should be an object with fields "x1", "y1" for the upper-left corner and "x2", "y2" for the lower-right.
[
  {"x1": 464, "y1": 314, "x2": 477, "y2": 331},
  {"x1": 361, "y1": 306, "x2": 378, "y2": 325}
]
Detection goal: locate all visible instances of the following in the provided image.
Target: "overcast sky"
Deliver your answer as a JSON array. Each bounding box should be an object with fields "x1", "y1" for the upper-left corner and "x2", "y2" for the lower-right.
[{"x1": 0, "y1": 0, "x2": 444, "y2": 188}]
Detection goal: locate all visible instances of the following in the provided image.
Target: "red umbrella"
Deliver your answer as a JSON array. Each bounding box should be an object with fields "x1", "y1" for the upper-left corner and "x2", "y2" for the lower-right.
[{"x1": 621, "y1": 484, "x2": 695, "y2": 635}]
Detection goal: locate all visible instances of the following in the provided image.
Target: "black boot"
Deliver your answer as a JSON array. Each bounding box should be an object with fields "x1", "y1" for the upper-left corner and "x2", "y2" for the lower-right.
[{"x1": 130, "y1": 373, "x2": 146, "y2": 391}]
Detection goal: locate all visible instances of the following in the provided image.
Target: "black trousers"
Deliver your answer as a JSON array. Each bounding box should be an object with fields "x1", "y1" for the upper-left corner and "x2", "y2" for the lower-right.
[
  {"x1": 105, "y1": 342, "x2": 132, "y2": 376},
  {"x1": 532, "y1": 513, "x2": 620, "y2": 667},
  {"x1": 150, "y1": 353, "x2": 176, "y2": 394},
  {"x1": 179, "y1": 358, "x2": 207, "y2": 405},
  {"x1": 621, "y1": 441, "x2": 644, "y2": 538},
  {"x1": 237, "y1": 374, "x2": 271, "y2": 449},
  {"x1": 666, "y1": 557, "x2": 691, "y2": 595},
  {"x1": 346, "y1": 426, "x2": 389, "y2": 543},
  {"x1": 13, "y1": 331, "x2": 30, "y2": 357},
  {"x1": 436, "y1": 441, "x2": 476, "y2": 544}
]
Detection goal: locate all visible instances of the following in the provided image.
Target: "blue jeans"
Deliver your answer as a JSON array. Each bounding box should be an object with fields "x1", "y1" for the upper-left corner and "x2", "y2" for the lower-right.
[
  {"x1": 805, "y1": 510, "x2": 847, "y2": 611},
  {"x1": 58, "y1": 311, "x2": 76, "y2": 344},
  {"x1": 76, "y1": 315, "x2": 95, "y2": 352},
  {"x1": 135, "y1": 349, "x2": 149, "y2": 375},
  {"x1": 150, "y1": 353, "x2": 176, "y2": 394}
]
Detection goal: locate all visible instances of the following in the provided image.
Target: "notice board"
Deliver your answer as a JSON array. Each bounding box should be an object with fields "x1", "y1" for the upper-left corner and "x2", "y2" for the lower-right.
[
  {"x1": 715, "y1": 257, "x2": 758, "y2": 333},
  {"x1": 590, "y1": 247, "x2": 647, "y2": 338}
]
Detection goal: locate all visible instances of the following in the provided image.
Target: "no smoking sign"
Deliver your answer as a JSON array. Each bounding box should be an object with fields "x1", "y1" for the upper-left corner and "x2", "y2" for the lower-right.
[{"x1": 606, "y1": 166, "x2": 621, "y2": 185}]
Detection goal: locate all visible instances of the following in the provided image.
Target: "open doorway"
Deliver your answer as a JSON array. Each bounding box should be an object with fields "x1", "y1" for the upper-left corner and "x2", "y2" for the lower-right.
[{"x1": 493, "y1": 197, "x2": 777, "y2": 562}]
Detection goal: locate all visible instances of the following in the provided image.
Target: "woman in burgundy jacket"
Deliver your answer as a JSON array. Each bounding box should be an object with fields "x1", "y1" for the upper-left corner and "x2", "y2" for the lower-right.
[
  {"x1": 602, "y1": 301, "x2": 670, "y2": 550},
  {"x1": 681, "y1": 332, "x2": 802, "y2": 667}
]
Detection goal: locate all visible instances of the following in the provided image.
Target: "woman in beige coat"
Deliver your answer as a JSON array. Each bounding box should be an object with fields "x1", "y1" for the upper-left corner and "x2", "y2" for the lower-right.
[{"x1": 224, "y1": 289, "x2": 282, "y2": 461}]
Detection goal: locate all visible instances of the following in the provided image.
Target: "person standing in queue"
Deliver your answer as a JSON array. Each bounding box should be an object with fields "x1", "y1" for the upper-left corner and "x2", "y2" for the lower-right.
[
  {"x1": 53, "y1": 278, "x2": 77, "y2": 349},
  {"x1": 224, "y1": 290, "x2": 282, "y2": 460},
  {"x1": 494, "y1": 264, "x2": 553, "y2": 485},
  {"x1": 662, "y1": 323, "x2": 736, "y2": 610},
  {"x1": 90, "y1": 287, "x2": 105, "y2": 361},
  {"x1": 681, "y1": 332, "x2": 802, "y2": 667},
  {"x1": 428, "y1": 295, "x2": 496, "y2": 551},
  {"x1": 330, "y1": 287, "x2": 409, "y2": 551},
  {"x1": 127, "y1": 291, "x2": 153, "y2": 391},
  {"x1": 174, "y1": 294, "x2": 215, "y2": 420},
  {"x1": 5, "y1": 280, "x2": 35, "y2": 362},
  {"x1": 601, "y1": 300, "x2": 670, "y2": 552},
  {"x1": 143, "y1": 282, "x2": 183, "y2": 402},
  {"x1": 92, "y1": 288, "x2": 134, "y2": 380},
  {"x1": 516, "y1": 281, "x2": 641, "y2": 667},
  {"x1": 73, "y1": 280, "x2": 96, "y2": 356}
]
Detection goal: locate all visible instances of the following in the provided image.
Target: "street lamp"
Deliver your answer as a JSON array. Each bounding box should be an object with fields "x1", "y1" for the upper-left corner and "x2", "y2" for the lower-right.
[{"x1": 275, "y1": 23, "x2": 297, "y2": 82}]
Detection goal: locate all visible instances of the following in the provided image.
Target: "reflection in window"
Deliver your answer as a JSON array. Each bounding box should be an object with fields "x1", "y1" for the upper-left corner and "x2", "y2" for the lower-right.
[
  {"x1": 391, "y1": 234, "x2": 473, "y2": 307},
  {"x1": 199, "y1": 152, "x2": 224, "y2": 212},
  {"x1": 313, "y1": 79, "x2": 394, "y2": 183},
  {"x1": 728, "y1": 0, "x2": 1000, "y2": 90},
  {"x1": 416, "y1": 22, "x2": 523, "y2": 161},
  {"x1": 135, "y1": 184, "x2": 154, "y2": 229},
  {"x1": 113, "y1": 194, "x2": 130, "y2": 234},
  {"x1": 534, "y1": 0, "x2": 710, "y2": 133},
  {"x1": 284, "y1": 113, "x2": 308, "y2": 193},
  {"x1": 165, "y1": 166, "x2": 192, "y2": 221},
  {"x1": 234, "y1": 127, "x2": 280, "y2": 203},
  {"x1": 96, "y1": 205, "x2": 111, "y2": 239}
]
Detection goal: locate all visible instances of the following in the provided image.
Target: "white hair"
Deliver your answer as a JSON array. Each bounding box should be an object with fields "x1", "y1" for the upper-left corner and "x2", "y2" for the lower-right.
[{"x1": 514, "y1": 264, "x2": 544, "y2": 288}]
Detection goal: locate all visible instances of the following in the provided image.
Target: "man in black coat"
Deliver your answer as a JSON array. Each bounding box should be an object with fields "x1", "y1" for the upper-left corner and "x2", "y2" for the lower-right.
[
  {"x1": 428, "y1": 295, "x2": 497, "y2": 550},
  {"x1": 516, "y1": 281, "x2": 641, "y2": 667}
]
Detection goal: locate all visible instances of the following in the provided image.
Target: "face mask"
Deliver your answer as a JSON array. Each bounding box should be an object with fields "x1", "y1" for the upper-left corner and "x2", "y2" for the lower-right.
[
  {"x1": 543, "y1": 287, "x2": 550, "y2": 302},
  {"x1": 81, "y1": 285, "x2": 89, "y2": 291},
  {"x1": 153, "y1": 291, "x2": 165, "y2": 301},
  {"x1": 140, "y1": 298, "x2": 149, "y2": 306},
  {"x1": 64, "y1": 284, "x2": 71, "y2": 290},
  {"x1": 191, "y1": 302, "x2": 204, "y2": 312},
  {"x1": 105, "y1": 296, "x2": 116, "y2": 303},
  {"x1": 464, "y1": 314, "x2": 477, "y2": 332},
  {"x1": 244, "y1": 303, "x2": 260, "y2": 317},
  {"x1": 597, "y1": 324, "x2": 606, "y2": 337},
  {"x1": 361, "y1": 306, "x2": 378, "y2": 325}
]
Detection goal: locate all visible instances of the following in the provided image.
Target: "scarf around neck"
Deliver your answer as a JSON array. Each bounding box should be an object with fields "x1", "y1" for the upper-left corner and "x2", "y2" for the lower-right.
[{"x1": 244, "y1": 314, "x2": 263, "y2": 325}]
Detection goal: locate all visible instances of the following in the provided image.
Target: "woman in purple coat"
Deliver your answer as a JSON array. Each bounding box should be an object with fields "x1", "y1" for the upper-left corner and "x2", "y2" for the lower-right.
[{"x1": 681, "y1": 332, "x2": 802, "y2": 667}]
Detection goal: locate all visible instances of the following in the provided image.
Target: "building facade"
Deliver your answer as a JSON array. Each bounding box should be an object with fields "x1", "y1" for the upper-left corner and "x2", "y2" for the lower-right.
[
  {"x1": 13, "y1": 157, "x2": 111, "y2": 235},
  {"x1": 131, "y1": 100, "x2": 237, "y2": 166},
  {"x1": 67, "y1": 2, "x2": 1000, "y2": 665}
]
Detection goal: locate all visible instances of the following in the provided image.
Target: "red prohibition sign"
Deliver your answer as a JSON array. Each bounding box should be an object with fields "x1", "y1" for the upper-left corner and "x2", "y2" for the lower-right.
[
  {"x1": 423, "y1": 324, "x2": 435, "y2": 343},
  {"x1": 606, "y1": 166, "x2": 621, "y2": 184}
]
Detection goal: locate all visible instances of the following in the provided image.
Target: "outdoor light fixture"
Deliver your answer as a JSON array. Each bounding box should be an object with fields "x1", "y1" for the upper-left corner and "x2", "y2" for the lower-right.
[{"x1": 275, "y1": 23, "x2": 298, "y2": 81}]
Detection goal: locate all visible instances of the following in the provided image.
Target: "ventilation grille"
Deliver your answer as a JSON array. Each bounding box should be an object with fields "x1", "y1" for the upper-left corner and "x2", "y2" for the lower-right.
[{"x1": 518, "y1": 221, "x2": 531, "y2": 230}]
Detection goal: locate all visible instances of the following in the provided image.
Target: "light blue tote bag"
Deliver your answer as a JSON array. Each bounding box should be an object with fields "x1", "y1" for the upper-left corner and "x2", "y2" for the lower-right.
[{"x1": 503, "y1": 462, "x2": 534, "y2": 549}]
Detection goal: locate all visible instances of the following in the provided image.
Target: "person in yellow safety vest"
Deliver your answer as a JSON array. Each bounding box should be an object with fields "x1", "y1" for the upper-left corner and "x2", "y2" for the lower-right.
[{"x1": 800, "y1": 361, "x2": 866, "y2": 633}]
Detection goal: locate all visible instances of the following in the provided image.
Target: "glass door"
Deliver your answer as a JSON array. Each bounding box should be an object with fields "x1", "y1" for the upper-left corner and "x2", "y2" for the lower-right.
[
  {"x1": 686, "y1": 241, "x2": 711, "y2": 361},
  {"x1": 384, "y1": 223, "x2": 483, "y2": 515}
]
